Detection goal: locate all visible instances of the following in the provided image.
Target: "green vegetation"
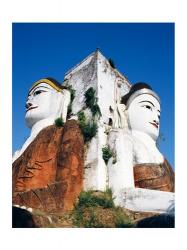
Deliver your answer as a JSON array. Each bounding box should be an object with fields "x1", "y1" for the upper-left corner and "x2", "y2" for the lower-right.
[
  {"x1": 54, "y1": 117, "x2": 64, "y2": 127},
  {"x1": 73, "y1": 189, "x2": 114, "y2": 227},
  {"x1": 73, "y1": 206, "x2": 104, "y2": 228},
  {"x1": 78, "y1": 111, "x2": 86, "y2": 125},
  {"x1": 78, "y1": 111, "x2": 98, "y2": 142},
  {"x1": 85, "y1": 87, "x2": 96, "y2": 108},
  {"x1": 77, "y1": 189, "x2": 114, "y2": 209},
  {"x1": 102, "y1": 145, "x2": 113, "y2": 165},
  {"x1": 81, "y1": 122, "x2": 97, "y2": 142},
  {"x1": 114, "y1": 208, "x2": 133, "y2": 228},
  {"x1": 72, "y1": 189, "x2": 134, "y2": 228},
  {"x1": 84, "y1": 87, "x2": 101, "y2": 117},
  {"x1": 90, "y1": 103, "x2": 101, "y2": 117}
]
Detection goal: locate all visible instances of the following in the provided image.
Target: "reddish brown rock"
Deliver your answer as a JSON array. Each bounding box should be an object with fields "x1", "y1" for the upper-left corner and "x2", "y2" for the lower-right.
[
  {"x1": 13, "y1": 120, "x2": 84, "y2": 212},
  {"x1": 134, "y1": 159, "x2": 174, "y2": 192}
]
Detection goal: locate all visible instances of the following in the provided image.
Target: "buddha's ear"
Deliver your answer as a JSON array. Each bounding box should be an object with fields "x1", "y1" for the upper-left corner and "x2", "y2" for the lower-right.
[
  {"x1": 60, "y1": 89, "x2": 71, "y2": 122},
  {"x1": 62, "y1": 89, "x2": 71, "y2": 105}
]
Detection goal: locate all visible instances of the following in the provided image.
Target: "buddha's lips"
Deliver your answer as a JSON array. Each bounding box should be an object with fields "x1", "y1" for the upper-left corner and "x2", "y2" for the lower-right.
[
  {"x1": 149, "y1": 122, "x2": 158, "y2": 129},
  {"x1": 26, "y1": 106, "x2": 38, "y2": 112}
]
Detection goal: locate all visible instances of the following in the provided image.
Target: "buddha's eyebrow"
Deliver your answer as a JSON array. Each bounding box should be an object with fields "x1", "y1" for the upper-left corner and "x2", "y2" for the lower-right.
[
  {"x1": 139, "y1": 100, "x2": 155, "y2": 107},
  {"x1": 28, "y1": 86, "x2": 50, "y2": 96}
]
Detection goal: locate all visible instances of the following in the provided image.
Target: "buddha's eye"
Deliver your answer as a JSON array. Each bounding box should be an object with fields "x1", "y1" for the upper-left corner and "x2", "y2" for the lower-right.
[
  {"x1": 143, "y1": 105, "x2": 152, "y2": 110},
  {"x1": 33, "y1": 90, "x2": 43, "y2": 96}
]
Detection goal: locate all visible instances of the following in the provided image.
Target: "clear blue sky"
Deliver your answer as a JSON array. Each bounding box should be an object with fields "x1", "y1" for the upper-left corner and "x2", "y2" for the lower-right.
[{"x1": 13, "y1": 23, "x2": 174, "y2": 167}]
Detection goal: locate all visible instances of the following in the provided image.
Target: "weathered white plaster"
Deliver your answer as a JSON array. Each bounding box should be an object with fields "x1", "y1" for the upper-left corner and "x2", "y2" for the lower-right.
[
  {"x1": 108, "y1": 129, "x2": 134, "y2": 191},
  {"x1": 64, "y1": 50, "x2": 131, "y2": 190},
  {"x1": 64, "y1": 52, "x2": 97, "y2": 116},
  {"x1": 116, "y1": 187, "x2": 175, "y2": 213},
  {"x1": 84, "y1": 126, "x2": 108, "y2": 191},
  {"x1": 64, "y1": 50, "x2": 130, "y2": 126},
  {"x1": 96, "y1": 52, "x2": 130, "y2": 127}
]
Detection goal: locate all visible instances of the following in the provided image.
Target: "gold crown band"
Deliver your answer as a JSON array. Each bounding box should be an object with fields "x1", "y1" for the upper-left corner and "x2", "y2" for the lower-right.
[{"x1": 29, "y1": 79, "x2": 63, "y2": 93}]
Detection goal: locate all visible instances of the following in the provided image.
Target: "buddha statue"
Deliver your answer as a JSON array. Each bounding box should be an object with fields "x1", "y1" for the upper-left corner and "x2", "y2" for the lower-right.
[
  {"x1": 12, "y1": 78, "x2": 84, "y2": 212},
  {"x1": 13, "y1": 78, "x2": 71, "y2": 162},
  {"x1": 108, "y1": 82, "x2": 174, "y2": 213}
]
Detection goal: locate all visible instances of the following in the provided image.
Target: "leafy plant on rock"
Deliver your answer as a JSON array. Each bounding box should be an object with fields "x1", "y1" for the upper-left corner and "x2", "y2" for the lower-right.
[
  {"x1": 114, "y1": 207, "x2": 134, "y2": 228},
  {"x1": 54, "y1": 117, "x2": 64, "y2": 127},
  {"x1": 72, "y1": 189, "x2": 134, "y2": 228},
  {"x1": 77, "y1": 189, "x2": 114, "y2": 209},
  {"x1": 78, "y1": 111, "x2": 98, "y2": 142},
  {"x1": 102, "y1": 145, "x2": 113, "y2": 165},
  {"x1": 84, "y1": 87, "x2": 101, "y2": 117}
]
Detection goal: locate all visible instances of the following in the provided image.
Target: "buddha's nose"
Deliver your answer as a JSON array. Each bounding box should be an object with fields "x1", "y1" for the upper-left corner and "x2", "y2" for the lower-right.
[
  {"x1": 25, "y1": 102, "x2": 32, "y2": 109},
  {"x1": 153, "y1": 119, "x2": 159, "y2": 126}
]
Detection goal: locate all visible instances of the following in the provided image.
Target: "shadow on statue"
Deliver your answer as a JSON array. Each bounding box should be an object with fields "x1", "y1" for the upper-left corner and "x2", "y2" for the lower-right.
[
  {"x1": 12, "y1": 206, "x2": 36, "y2": 228},
  {"x1": 136, "y1": 214, "x2": 175, "y2": 228}
]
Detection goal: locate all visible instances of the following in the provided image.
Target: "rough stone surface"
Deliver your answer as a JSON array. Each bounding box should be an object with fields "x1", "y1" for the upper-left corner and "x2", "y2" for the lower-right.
[
  {"x1": 13, "y1": 120, "x2": 84, "y2": 212},
  {"x1": 134, "y1": 159, "x2": 174, "y2": 192}
]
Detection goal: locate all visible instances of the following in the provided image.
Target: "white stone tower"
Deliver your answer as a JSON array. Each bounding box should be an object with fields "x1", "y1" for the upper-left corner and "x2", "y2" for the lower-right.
[{"x1": 63, "y1": 49, "x2": 131, "y2": 191}]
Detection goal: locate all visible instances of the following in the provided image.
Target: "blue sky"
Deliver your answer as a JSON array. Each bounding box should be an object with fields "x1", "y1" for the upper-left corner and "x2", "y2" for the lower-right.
[{"x1": 13, "y1": 23, "x2": 174, "y2": 167}]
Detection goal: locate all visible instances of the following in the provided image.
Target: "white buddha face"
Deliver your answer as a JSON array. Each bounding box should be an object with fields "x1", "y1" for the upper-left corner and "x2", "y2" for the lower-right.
[
  {"x1": 127, "y1": 93, "x2": 161, "y2": 141},
  {"x1": 25, "y1": 82, "x2": 64, "y2": 128}
]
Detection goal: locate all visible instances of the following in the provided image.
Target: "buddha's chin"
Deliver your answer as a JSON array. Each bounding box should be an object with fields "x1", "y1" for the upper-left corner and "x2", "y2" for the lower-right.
[
  {"x1": 25, "y1": 116, "x2": 37, "y2": 128},
  {"x1": 142, "y1": 124, "x2": 159, "y2": 141},
  {"x1": 25, "y1": 113, "x2": 43, "y2": 128},
  {"x1": 147, "y1": 130, "x2": 159, "y2": 142},
  {"x1": 134, "y1": 127, "x2": 159, "y2": 142}
]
